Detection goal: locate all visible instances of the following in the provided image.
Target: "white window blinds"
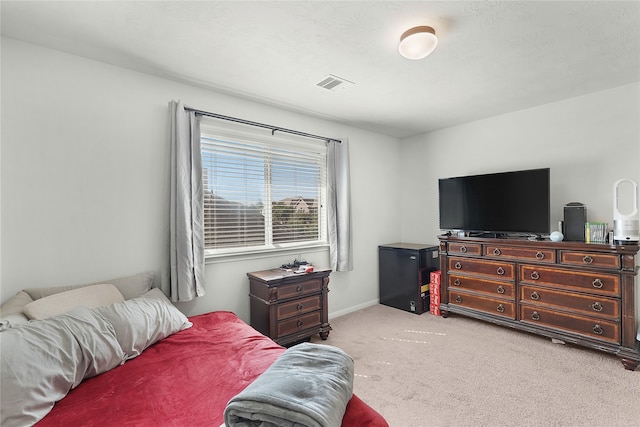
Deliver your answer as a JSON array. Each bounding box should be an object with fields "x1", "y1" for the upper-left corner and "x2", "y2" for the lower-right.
[{"x1": 201, "y1": 128, "x2": 327, "y2": 255}]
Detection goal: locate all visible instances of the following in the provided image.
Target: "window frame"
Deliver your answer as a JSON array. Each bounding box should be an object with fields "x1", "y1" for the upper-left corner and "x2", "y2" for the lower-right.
[{"x1": 200, "y1": 122, "x2": 328, "y2": 259}]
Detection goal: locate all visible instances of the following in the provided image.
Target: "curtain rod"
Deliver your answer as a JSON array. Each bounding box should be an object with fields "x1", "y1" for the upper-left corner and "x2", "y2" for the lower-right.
[{"x1": 184, "y1": 106, "x2": 341, "y2": 144}]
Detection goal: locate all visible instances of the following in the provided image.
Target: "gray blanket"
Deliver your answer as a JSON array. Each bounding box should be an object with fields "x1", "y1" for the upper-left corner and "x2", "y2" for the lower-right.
[{"x1": 223, "y1": 342, "x2": 354, "y2": 427}]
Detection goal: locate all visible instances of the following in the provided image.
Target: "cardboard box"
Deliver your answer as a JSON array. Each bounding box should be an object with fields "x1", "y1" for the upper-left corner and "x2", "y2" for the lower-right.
[
  {"x1": 429, "y1": 294, "x2": 441, "y2": 316},
  {"x1": 431, "y1": 293, "x2": 440, "y2": 306},
  {"x1": 430, "y1": 271, "x2": 441, "y2": 296},
  {"x1": 430, "y1": 303, "x2": 441, "y2": 316},
  {"x1": 430, "y1": 270, "x2": 441, "y2": 285},
  {"x1": 429, "y1": 270, "x2": 442, "y2": 315}
]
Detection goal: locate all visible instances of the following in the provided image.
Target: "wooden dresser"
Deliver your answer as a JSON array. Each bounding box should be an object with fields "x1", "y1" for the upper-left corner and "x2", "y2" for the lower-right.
[
  {"x1": 248, "y1": 268, "x2": 331, "y2": 346},
  {"x1": 438, "y1": 235, "x2": 640, "y2": 370}
]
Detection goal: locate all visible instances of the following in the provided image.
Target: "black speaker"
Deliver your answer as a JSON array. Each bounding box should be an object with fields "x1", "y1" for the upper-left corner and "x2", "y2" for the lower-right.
[{"x1": 563, "y1": 203, "x2": 586, "y2": 242}]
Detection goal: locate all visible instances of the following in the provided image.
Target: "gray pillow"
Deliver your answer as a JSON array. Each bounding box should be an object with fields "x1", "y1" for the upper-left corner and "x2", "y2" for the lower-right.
[
  {"x1": 95, "y1": 288, "x2": 192, "y2": 360},
  {"x1": 0, "y1": 291, "x2": 32, "y2": 329},
  {"x1": 23, "y1": 271, "x2": 154, "y2": 301},
  {"x1": 0, "y1": 306, "x2": 125, "y2": 427}
]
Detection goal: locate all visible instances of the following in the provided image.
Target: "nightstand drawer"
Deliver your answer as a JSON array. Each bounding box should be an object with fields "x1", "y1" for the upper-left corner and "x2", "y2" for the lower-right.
[
  {"x1": 520, "y1": 285, "x2": 620, "y2": 320},
  {"x1": 277, "y1": 279, "x2": 322, "y2": 300},
  {"x1": 277, "y1": 311, "x2": 321, "y2": 338},
  {"x1": 277, "y1": 295, "x2": 321, "y2": 320},
  {"x1": 520, "y1": 305, "x2": 619, "y2": 343}
]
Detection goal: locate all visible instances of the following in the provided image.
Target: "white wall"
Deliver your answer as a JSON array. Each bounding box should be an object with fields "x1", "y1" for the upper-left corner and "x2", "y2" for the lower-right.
[
  {"x1": 0, "y1": 38, "x2": 402, "y2": 321},
  {"x1": 3, "y1": 36, "x2": 638, "y2": 327},
  {"x1": 400, "y1": 82, "x2": 640, "y2": 243},
  {"x1": 399, "y1": 82, "x2": 640, "y2": 330}
]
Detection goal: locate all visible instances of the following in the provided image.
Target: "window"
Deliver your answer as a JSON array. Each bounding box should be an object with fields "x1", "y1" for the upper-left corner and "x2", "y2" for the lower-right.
[{"x1": 201, "y1": 125, "x2": 327, "y2": 256}]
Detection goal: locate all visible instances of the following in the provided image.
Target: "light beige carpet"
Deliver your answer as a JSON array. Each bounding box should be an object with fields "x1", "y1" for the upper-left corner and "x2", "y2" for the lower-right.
[{"x1": 312, "y1": 304, "x2": 640, "y2": 427}]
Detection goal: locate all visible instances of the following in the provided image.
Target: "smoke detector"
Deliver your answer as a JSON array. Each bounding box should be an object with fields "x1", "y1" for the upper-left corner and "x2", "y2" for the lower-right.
[{"x1": 316, "y1": 74, "x2": 354, "y2": 92}]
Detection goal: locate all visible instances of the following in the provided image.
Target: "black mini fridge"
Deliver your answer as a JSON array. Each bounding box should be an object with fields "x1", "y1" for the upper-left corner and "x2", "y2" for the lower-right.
[{"x1": 378, "y1": 243, "x2": 439, "y2": 314}]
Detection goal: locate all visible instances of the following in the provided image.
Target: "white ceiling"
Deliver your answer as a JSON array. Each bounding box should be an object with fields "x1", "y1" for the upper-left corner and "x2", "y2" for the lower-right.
[{"x1": 2, "y1": 1, "x2": 639, "y2": 138}]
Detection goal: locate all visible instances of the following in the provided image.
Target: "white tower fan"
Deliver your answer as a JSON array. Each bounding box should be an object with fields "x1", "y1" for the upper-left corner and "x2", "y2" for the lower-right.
[{"x1": 612, "y1": 179, "x2": 639, "y2": 244}]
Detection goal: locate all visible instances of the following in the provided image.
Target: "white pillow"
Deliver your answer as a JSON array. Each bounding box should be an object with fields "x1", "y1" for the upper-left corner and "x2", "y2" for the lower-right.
[
  {"x1": 23, "y1": 284, "x2": 124, "y2": 320},
  {"x1": 95, "y1": 288, "x2": 192, "y2": 360},
  {"x1": 0, "y1": 306, "x2": 124, "y2": 427}
]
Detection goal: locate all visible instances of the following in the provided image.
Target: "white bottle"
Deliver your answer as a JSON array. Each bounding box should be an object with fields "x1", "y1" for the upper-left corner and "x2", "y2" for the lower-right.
[{"x1": 612, "y1": 179, "x2": 639, "y2": 243}]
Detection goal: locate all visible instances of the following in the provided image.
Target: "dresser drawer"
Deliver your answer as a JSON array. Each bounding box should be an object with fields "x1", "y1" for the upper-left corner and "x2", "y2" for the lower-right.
[
  {"x1": 520, "y1": 306, "x2": 619, "y2": 343},
  {"x1": 520, "y1": 285, "x2": 620, "y2": 320},
  {"x1": 449, "y1": 290, "x2": 515, "y2": 319},
  {"x1": 484, "y1": 245, "x2": 556, "y2": 263},
  {"x1": 449, "y1": 257, "x2": 515, "y2": 280},
  {"x1": 448, "y1": 275, "x2": 515, "y2": 299},
  {"x1": 276, "y1": 279, "x2": 322, "y2": 301},
  {"x1": 448, "y1": 242, "x2": 482, "y2": 256},
  {"x1": 519, "y1": 265, "x2": 620, "y2": 297},
  {"x1": 276, "y1": 295, "x2": 321, "y2": 320},
  {"x1": 560, "y1": 251, "x2": 620, "y2": 269},
  {"x1": 277, "y1": 311, "x2": 321, "y2": 338}
]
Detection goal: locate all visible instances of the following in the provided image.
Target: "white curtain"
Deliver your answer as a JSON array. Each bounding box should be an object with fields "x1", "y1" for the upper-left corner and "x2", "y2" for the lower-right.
[
  {"x1": 169, "y1": 100, "x2": 205, "y2": 301},
  {"x1": 327, "y1": 139, "x2": 353, "y2": 271}
]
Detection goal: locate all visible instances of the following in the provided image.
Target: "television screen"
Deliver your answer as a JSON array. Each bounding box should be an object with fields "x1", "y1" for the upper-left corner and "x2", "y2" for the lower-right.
[{"x1": 438, "y1": 168, "x2": 550, "y2": 236}]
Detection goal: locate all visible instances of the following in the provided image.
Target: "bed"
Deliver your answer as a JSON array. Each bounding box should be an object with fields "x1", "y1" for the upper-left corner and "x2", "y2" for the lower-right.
[{"x1": 0, "y1": 273, "x2": 388, "y2": 427}]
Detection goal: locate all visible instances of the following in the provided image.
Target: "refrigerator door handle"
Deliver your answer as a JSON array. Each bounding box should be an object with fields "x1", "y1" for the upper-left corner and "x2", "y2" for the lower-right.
[{"x1": 409, "y1": 256, "x2": 417, "y2": 260}]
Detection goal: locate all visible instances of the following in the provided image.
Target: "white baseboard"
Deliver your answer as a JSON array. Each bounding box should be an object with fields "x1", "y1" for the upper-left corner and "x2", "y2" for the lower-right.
[{"x1": 328, "y1": 299, "x2": 379, "y2": 320}]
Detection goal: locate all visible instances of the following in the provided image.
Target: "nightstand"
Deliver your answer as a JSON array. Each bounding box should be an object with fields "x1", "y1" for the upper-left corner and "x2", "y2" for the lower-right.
[{"x1": 247, "y1": 268, "x2": 331, "y2": 346}]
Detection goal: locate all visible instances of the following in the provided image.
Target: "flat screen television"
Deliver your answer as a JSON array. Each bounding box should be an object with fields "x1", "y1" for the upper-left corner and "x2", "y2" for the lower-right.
[{"x1": 438, "y1": 168, "x2": 550, "y2": 237}]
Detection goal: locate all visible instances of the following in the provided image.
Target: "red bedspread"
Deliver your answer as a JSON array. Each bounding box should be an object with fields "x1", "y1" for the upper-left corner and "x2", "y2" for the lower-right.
[{"x1": 36, "y1": 311, "x2": 387, "y2": 426}]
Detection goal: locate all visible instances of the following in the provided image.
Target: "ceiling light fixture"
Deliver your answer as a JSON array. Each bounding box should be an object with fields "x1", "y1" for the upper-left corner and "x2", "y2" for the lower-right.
[{"x1": 398, "y1": 25, "x2": 438, "y2": 60}]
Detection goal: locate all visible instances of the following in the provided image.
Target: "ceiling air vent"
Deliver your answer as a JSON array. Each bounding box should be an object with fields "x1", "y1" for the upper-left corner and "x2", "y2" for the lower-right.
[{"x1": 316, "y1": 74, "x2": 354, "y2": 91}]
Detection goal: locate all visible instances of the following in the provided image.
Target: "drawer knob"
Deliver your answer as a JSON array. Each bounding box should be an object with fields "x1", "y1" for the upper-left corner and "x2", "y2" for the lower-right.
[
  {"x1": 497, "y1": 285, "x2": 505, "y2": 294},
  {"x1": 493, "y1": 248, "x2": 501, "y2": 256},
  {"x1": 454, "y1": 262, "x2": 462, "y2": 270},
  {"x1": 460, "y1": 246, "x2": 467, "y2": 253},
  {"x1": 530, "y1": 271, "x2": 540, "y2": 280},
  {"x1": 496, "y1": 304, "x2": 505, "y2": 313},
  {"x1": 531, "y1": 311, "x2": 540, "y2": 321},
  {"x1": 531, "y1": 291, "x2": 540, "y2": 301},
  {"x1": 592, "y1": 278, "x2": 604, "y2": 289},
  {"x1": 455, "y1": 296, "x2": 462, "y2": 303},
  {"x1": 296, "y1": 285, "x2": 303, "y2": 293},
  {"x1": 535, "y1": 251, "x2": 544, "y2": 260},
  {"x1": 453, "y1": 279, "x2": 461, "y2": 286},
  {"x1": 297, "y1": 320, "x2": 304, "y2": 328},
  {"x1": 593, "y1": 324, "x2": 603, "y2": 335},
  {"x1": 297, "y1": 303, "x2": 304, "y2": 311},
  {"x1": 592, "y1": 302, "x2": 603, "y2": 312},
  {"x1": 583, "y1": 255, "x2": 593, "y2": 264},
  {"x1": 496, "y1": 267, "x2": 505, "y2": 275}
]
